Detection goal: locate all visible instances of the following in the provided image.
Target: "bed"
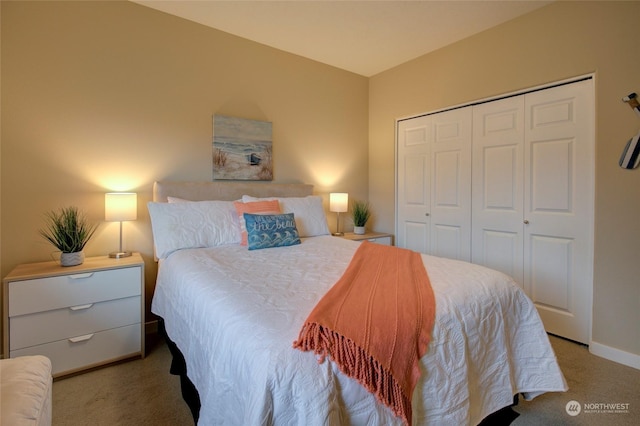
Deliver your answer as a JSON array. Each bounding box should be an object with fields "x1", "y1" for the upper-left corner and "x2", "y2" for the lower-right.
[{"x1": 148, "y1": 181, "x2": 567, "y2": 425}]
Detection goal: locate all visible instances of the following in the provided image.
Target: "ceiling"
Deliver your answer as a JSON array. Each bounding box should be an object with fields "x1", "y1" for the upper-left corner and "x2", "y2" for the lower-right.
[{"x1": 133, "y1": 0, "x2": 553, "y2": 77}]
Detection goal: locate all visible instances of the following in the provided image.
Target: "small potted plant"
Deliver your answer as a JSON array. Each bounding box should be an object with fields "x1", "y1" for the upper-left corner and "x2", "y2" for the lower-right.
[
  {"x1": 39, "y1": 206, "x2": 98, "y2": 266},
  {"x1": 351, "y1": 200, "x2": 371, "y2": 235}
]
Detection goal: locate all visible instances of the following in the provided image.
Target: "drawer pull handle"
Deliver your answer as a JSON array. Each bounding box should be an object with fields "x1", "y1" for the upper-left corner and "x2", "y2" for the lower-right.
[
  {"x1": 69, "y1": 303, "x2": 93, "y2": 311},
  {"x1": 69, "y1": 334, "x2": 94, "y2": 343},
  {"x1": 69, "y1": 273, "x2": 94, "y2": 280}
]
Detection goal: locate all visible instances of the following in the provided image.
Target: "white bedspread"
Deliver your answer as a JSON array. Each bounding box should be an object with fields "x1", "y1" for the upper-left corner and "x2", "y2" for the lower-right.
[{"x1": 152, "y1": 235, "x2": 567, "y2": 425}]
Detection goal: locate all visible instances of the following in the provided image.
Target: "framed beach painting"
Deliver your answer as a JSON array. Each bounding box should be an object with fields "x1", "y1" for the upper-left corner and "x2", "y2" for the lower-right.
[{"x1": 212, "y1": 114, "x2": 273, "y2": 181}]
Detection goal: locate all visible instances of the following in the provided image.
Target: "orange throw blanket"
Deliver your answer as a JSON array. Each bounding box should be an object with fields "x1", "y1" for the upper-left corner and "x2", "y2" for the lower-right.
[{"x1": 293, "y1": 242, "x2": 436, "y2": 425}]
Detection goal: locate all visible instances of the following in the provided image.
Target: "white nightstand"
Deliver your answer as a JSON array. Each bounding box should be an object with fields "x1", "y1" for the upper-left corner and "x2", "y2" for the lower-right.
[
  {"x1": 2, "y1": 253, "x2": 145, "y2": 378},
  {"x1": 338, "y1": 232, "x2": 394, "y2": 246}
]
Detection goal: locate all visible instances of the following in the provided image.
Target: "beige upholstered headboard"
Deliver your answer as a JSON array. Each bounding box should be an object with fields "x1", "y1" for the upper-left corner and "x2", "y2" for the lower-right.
[{"x1": 153, "y1": 181, "x2": 314, "y2": 202}]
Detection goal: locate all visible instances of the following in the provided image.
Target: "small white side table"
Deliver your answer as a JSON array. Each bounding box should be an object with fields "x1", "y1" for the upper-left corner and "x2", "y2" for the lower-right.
[{"x1": 3, "y1": 254, "x2": 145, "y2": 378}]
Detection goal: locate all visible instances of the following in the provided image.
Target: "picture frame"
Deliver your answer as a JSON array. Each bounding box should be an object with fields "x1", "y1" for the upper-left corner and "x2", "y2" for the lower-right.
[{"x1": 212, "y1": 114, "x2": 273, "y2": 180}]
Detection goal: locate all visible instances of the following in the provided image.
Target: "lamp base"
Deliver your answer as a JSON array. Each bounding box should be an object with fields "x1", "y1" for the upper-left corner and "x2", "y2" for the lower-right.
[
  {"x1": 332, "y1": 232, "x2": 344, "y2": 236},
  {"x1": 109, "y1": 251, "x2": 132, "y2": 259}
]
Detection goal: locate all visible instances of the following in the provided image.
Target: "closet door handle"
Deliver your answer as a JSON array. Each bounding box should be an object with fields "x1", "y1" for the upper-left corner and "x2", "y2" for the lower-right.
[
  {"x1": 524, "y1": 220, "x2": 530, "y2": 224},
  {"x1": 425, "y1": 213, "x2": 430, "y2": 216}
]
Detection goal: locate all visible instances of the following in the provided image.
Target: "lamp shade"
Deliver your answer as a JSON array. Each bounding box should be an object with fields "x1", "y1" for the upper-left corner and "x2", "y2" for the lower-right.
[
  {"x1": 329, "y1": 193, "x2": 348, "y2": 213},
  {"x1": 105, "y1": 193, "x2": 137, "y2": 222}
]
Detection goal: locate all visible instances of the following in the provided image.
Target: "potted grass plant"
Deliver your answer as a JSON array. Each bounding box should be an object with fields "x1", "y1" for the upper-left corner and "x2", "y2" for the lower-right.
[
  {"x1": 39, "y1": 206, "x2": 98, "y2": 266},
  {"x1": 351, "y1": 200, "x2": 371, "y2": 235}
]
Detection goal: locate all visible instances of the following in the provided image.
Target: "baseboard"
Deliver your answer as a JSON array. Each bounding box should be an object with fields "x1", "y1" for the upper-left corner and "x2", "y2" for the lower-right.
[{"x1": 590, "y1": 341, "x2": 640, "y2": 370}]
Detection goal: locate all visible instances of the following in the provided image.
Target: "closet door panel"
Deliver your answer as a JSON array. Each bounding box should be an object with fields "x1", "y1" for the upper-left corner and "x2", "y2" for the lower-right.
[
  {"x1": 530, "y1": 139, "x2": 573, "y2": 213},
  {"x1": 529, "y1": 235, "x2": 573, "y2": 310},
  {"x1": 432, "y1": 224, "x2": 464, "y2": 260},
  {"x1": 403, "y1": 222, "x2": 429, "y2": 255},
  {"x1": 397, "y1": 117, "x2": 431, "y2": 253},
  {"x1": 430, "y1": 108, "x2": 472, "y2": 261},
  {"x1": 484, "y1": 145, "x2": 518, "y2": 209},
  {"x1": 480, "y1": 229, "x2": 520, "y2": 279},
  {"x1": 524, "y1": 79, "x2": 594, "y2": 344},
  {"x1": 472, "y1": 96, "x2": 524, "y2": 283}
]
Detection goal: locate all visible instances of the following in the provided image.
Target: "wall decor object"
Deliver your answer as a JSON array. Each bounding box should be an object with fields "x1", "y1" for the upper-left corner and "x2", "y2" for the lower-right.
[
  {"x1": 619, "y1": 131, "x2": 640, "y2": 169},
  {"x1": 622, "y1": 92, "x2": 640, "y2": 117},
  {"x1": 620, "y1": 92, "x2": 640, "y2": 169},
  {"x1": 213, "y1": 114, "x2": 273, "y2": 181}
]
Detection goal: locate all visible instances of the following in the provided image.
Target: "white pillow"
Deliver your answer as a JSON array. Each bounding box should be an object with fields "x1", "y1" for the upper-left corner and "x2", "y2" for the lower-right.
[
  {"x1": 147, "y1": 200, "x2": 240, "y2": 259},
  {"x1": 241, "y1": 195, "x2": 330, "y2": 237}
]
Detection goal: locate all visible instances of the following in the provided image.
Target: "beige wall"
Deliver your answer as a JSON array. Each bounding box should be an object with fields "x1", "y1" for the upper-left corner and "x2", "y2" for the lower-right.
[
  {"x1": 0, "y1": 0, "x2": 369, "y2": 338},
  {"x1": 369, "y1": 1, "x2": 640, "y2": 359}
]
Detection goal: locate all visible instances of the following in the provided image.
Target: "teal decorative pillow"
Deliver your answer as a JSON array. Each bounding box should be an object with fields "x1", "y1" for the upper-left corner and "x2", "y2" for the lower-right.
[{"x1": 243, "y1": 213, "x2": 301, "y2": 250}]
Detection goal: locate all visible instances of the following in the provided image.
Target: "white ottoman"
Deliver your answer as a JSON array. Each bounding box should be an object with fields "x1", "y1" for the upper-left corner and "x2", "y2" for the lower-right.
[{"x1": 0, "y1": 355, "x2": 52, "y2": 426}]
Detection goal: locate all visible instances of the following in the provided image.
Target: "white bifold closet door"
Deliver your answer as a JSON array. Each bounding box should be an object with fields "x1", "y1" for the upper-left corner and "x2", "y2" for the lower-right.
[
  {"x1": 397, "y1": 78, "x2": 594, "y2": 344},
  {"x1": 472, "y1": 79, "x2": 594, "y2": 344},
  {"x1": 396, "y1": 107, "x2": 472, "y2": 261}
]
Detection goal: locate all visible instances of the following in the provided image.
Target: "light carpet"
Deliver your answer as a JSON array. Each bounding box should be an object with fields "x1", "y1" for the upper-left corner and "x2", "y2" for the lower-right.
[{"x1": 52, "y1": 334, "x2": 639, "y2": 425}]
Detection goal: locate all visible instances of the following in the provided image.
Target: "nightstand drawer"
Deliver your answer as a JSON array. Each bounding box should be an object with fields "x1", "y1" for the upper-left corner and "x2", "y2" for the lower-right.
[
  {"x1": 360, "y1": 236, "x2": 392, "y2": 245},
  {"x1": 10, "y1": 323, "x2": 141, "y2": 377},
  {"x1": 9, "y1": 296, "x2": 141, "y2": 350},
  {"x1": 339, "y1": 232, "x2": 393, "y2": 246},
  {"x1": 8, "y1": 266, "x2": 141, "y2": 316}
]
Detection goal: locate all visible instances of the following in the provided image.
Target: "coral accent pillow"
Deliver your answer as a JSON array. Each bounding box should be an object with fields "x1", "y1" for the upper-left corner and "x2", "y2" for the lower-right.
[{"x1": 233, "y1": 200, "x2": 281, "y2": 245}]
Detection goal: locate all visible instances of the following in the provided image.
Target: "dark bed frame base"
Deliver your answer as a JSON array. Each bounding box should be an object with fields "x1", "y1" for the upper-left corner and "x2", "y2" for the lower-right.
[
  {"x1": 479, "y1": 395, "x2": 520, "y2": 425},
  {"x1": 158, "y1": 319, "x2": 519, "y2": 425},
  {"x1": 158, "y1": 319, "x2": 200, "y2": 424}
]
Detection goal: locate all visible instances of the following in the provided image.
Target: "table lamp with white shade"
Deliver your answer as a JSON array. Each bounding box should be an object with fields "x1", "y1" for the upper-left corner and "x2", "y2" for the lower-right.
[
  {"x1": 105, "y1": 192, "x2": 137, "y2": 258},
  {"x1": 329, "y1": 192, "x2": 348, "y2": 236}
]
